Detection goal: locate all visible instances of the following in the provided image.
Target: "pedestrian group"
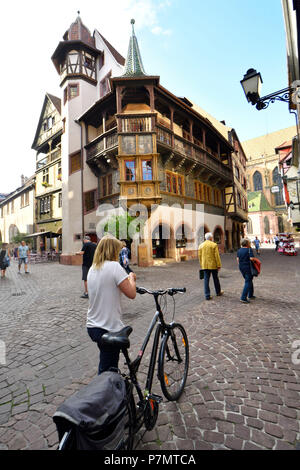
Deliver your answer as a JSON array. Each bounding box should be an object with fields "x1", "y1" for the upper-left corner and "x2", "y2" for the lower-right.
[{"x1": 198, "y1": 233, "x2": 258, "y2": 305}]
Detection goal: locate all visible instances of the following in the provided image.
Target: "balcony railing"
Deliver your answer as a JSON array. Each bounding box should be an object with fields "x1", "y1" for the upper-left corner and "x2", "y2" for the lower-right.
[
  {"x1": 36, "y1": 149, "x2": 61, "y2": 169},
  {"x1": 157, "y1": 126, "x2": 172, "y2": 146},
  {"x1": 157, "y1": 124, "x2": 232, "y2": 181},
  {"x1": 86, "y1": 128, "x2": 118, "y2": 161},
  {"x1": 118, "y1": 114, "x2": 155, "y2": 133}
]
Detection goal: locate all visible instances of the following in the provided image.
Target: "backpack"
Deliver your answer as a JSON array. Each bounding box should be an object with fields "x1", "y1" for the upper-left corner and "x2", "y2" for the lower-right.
[{"x1": 53, "y1": 371, "x2": 127, "y2": 450}]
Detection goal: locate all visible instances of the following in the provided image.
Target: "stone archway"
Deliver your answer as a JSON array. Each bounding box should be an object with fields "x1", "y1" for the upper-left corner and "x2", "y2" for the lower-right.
[
  {"x1": 213, "y1": 225, "x2": 225, "y2": 253},
  {"x1": 152, "y1": 223, "x2": 174, "y2": 259},
  {"x1": 196, "y1": 224, "x2": 210, "y2": 246},
  {"x1": 8, "y1": 224, "x2": 19, "y2": 243}
]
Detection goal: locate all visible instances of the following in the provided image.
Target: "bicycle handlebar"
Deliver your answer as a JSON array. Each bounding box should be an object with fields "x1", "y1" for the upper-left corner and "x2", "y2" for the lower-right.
[{"x1": 136, "y1": 286, "x2": 186, "y2": 296}]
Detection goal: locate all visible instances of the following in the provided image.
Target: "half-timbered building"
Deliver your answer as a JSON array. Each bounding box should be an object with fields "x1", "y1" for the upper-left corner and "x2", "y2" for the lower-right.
[{"x1": 47, "y1": 14, "x2": 247, "y2": 265}]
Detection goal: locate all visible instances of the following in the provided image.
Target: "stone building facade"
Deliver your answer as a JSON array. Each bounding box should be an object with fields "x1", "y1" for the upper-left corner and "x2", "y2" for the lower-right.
[{"x1": 242, "y1": 126, "x2": 296, "y2": 240}]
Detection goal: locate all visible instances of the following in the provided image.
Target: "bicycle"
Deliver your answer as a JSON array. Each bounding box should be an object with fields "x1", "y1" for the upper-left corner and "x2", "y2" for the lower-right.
[
  {"x1": 101, "y1": 285, "x2": 189, "y2": 450},
  {"x1": 55, "y1": 286, "x2": 189, "y2": 450}
]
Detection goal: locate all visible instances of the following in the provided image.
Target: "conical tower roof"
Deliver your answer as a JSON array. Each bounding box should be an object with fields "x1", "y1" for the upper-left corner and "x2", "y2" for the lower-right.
[
  {"x1": 63, "y1": 11, "x2": 95, "y2": 48},
  {"x1": 122, "y1": 19, "x2": 147, "y2": 77}
]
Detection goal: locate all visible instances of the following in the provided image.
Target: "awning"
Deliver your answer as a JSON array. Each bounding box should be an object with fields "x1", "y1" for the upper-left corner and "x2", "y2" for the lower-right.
[{"x1": 23, "y1": 231, "x2": 61, "y2": 238}]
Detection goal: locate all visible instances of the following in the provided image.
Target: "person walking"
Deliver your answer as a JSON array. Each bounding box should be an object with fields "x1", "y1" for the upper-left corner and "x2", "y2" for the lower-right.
[
  {"x1": 18, "y1": 240, "x2": 30, "y2": 274},
  {"x1": 77, "y1": 235, "x2": 97, "y2": 299},
  {"x1": 0, "y1": 244, "x2": 11, "y2": 279},
  {"x1": 198, "y1": 232, "x2": 223, "y2": 300},
  {"x1": 119, "y1": 240, "x2": 133, "y2": 274},
  {"x1": 237, "y1": 238, "x2": 256, "y2": 304},
  {"x1": 253, "y1": 236, "x2": 260, "y2": 255},
  {"x1": 86, "y1": 235, "x2": 136, "y2": 374}
]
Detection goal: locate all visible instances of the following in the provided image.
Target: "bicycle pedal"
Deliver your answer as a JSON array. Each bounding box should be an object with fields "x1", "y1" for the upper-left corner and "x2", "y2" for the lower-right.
[{"x1": 147, "y1": 393, "x2": 163, "y2": 403}]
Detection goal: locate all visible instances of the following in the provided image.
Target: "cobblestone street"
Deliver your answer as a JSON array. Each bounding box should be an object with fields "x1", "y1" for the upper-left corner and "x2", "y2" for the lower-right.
[{"x1": 0, "y1": 249, "x2": 299, "y2": 451}]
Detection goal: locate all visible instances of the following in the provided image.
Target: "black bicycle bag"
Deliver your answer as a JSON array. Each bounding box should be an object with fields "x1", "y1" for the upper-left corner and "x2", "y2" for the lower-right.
[{"x1": 53, "y1": 371, "x2": 127, "y2": 450}]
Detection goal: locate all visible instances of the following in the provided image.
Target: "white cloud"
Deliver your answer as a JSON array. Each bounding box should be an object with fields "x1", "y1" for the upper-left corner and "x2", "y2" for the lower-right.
[{"x1": 151, "y1": 26, "x2": 172, "y2": 36}]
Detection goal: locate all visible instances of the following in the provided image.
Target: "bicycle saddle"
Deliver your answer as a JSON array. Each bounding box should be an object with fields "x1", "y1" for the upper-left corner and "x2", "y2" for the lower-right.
[{"x1": 100, "y1": 326, "x2": 133, "y2": 349}]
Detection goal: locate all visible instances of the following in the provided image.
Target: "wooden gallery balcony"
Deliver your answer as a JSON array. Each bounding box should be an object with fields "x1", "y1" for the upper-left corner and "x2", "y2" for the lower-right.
[
  {"x1": 156, "y1": 124, "x2": 232, "y2": 185},
  {"x1": 86, "y1": 127, "x2": 118, "y2": 162}
]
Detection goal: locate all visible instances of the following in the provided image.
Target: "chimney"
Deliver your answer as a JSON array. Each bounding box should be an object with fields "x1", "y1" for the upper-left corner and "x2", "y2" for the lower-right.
[{"x1": 21, "y1": 174, "x2": 25, "y2": 186}]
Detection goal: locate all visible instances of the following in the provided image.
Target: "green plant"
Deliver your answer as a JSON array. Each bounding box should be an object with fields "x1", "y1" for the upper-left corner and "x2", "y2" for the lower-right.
[
  {"x1": 102, "y1": 212, "x2": 145, "y2": 241},
  {"x1": 11, "y1": 233, "x2": 33, "y2": 246}
]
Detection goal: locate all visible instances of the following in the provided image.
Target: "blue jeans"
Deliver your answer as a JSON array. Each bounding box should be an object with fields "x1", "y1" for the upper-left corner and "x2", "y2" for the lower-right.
[
  {"x1": 87, "y1": 327, "x2": 120, "y2": 375},
  {"x1": 203, "y1": 269, "x2": 221, "y2": 299},
  {"x1": 240, "y1": 270, "x2": 254, "y2": 301}
]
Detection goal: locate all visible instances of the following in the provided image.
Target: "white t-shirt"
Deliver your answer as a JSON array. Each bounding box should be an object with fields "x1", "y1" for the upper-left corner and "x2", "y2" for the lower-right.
[{"x1": 86, "y1": 261, "x2": 128, "y2": 331}]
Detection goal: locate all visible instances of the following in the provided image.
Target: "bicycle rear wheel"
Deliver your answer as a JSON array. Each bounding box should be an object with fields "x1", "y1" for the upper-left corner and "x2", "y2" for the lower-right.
[
  {"x1": 158, "y1": 323, "x2": 189, "y2": 401},
  {"x1": 122, "y1": 386, "x2": 136, "y2": 450}
]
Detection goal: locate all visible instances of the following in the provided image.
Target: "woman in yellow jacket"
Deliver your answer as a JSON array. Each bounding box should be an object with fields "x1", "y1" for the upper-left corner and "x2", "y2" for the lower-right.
[{"x1": 198, "y1": 232, "x2": 223, "y2": 300}]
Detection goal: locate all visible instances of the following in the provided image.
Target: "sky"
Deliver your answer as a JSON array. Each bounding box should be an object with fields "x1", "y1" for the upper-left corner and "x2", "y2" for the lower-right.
[{"x1": 0, "y1": 0, "x2": 296, "y2": 194}]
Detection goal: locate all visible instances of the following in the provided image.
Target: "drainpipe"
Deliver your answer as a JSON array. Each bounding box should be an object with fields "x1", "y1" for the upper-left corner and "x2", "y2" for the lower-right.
[{"x1": 75, "y1": 119, "x2": 85, "y2": 241}]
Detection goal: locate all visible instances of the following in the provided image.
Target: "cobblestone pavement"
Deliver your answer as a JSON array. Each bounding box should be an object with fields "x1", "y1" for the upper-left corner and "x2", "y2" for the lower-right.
[{"x1": 0, "y1": 250, "x2": 299, "y2": 451}]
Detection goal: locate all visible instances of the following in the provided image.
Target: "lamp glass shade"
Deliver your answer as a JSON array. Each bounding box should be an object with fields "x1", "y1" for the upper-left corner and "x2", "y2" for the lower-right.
[{"x1": 240, "y1": 69, "x2": 263, "y2": 103}]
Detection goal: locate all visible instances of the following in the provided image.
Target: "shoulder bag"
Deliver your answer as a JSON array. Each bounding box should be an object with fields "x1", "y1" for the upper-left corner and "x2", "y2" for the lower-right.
[{"x1": 199, "y1": 269, "x2": 205, "y2": 280}]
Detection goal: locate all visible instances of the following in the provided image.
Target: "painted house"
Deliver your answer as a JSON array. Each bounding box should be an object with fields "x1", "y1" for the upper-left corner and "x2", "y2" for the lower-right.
[
  {"x1": 31, "y1": 93, "x2": 63, "y2": 251},
  {"x1": 0, "y1": 176, "x2": 35, "y2": 245},
  {"x1": 42, "y1": 14, "x2": 249, "y2": 265}
]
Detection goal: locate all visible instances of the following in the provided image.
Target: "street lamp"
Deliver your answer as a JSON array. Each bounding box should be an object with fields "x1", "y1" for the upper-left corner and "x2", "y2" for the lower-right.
[
  {"x1": 240, "y1": 68, "x2": 291, "y2": 110},
  {"x1": 240, "y1": 69, "x2": 263, "y2": 105}
]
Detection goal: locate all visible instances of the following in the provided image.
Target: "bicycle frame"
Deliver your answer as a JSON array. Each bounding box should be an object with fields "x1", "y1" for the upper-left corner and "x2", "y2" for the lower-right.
[{"x1": 121, "y1": 294, "x2": 170, "y2": 404}]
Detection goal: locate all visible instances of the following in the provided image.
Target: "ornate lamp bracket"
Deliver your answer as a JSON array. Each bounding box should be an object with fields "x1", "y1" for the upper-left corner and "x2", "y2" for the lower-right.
[{"x1": 255, "y1": 87, "x2": 291, "y2": 110}]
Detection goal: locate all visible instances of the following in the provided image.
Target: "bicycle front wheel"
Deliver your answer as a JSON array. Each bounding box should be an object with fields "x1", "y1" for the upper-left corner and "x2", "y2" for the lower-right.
[{"x1": 158, "y1": 323, "x2": 189, "y2": 401}]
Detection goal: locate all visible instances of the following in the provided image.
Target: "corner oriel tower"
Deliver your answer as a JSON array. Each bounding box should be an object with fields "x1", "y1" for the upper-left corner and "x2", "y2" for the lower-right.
[
  {"x1": 51, "y1": 14, "x2": 125, "y2": 262},
  {"x1": 51, "y1": 13, "x2": 101, "y2": 262}
]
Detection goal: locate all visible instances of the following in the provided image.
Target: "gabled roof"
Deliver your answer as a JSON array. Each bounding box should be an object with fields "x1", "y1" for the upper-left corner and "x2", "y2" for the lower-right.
[
  {"x1": 242, "y1": 126, "x2": 296, "y2": 160},
  {"x1": 96, "y1": 31, "x2": 125, "y2": 66},
  {"x1": 0, "y1": 175, "x2": 35, "y2": 206},
  {"x1": 47, "y1": 93, "x2": 61, "y2": 115},
  {"x1": 31, "y1": 93, "x2": 62, "y2": 151},
  {"x1": 247, "y1": 191, "x2": 273, "y2": 212}
]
